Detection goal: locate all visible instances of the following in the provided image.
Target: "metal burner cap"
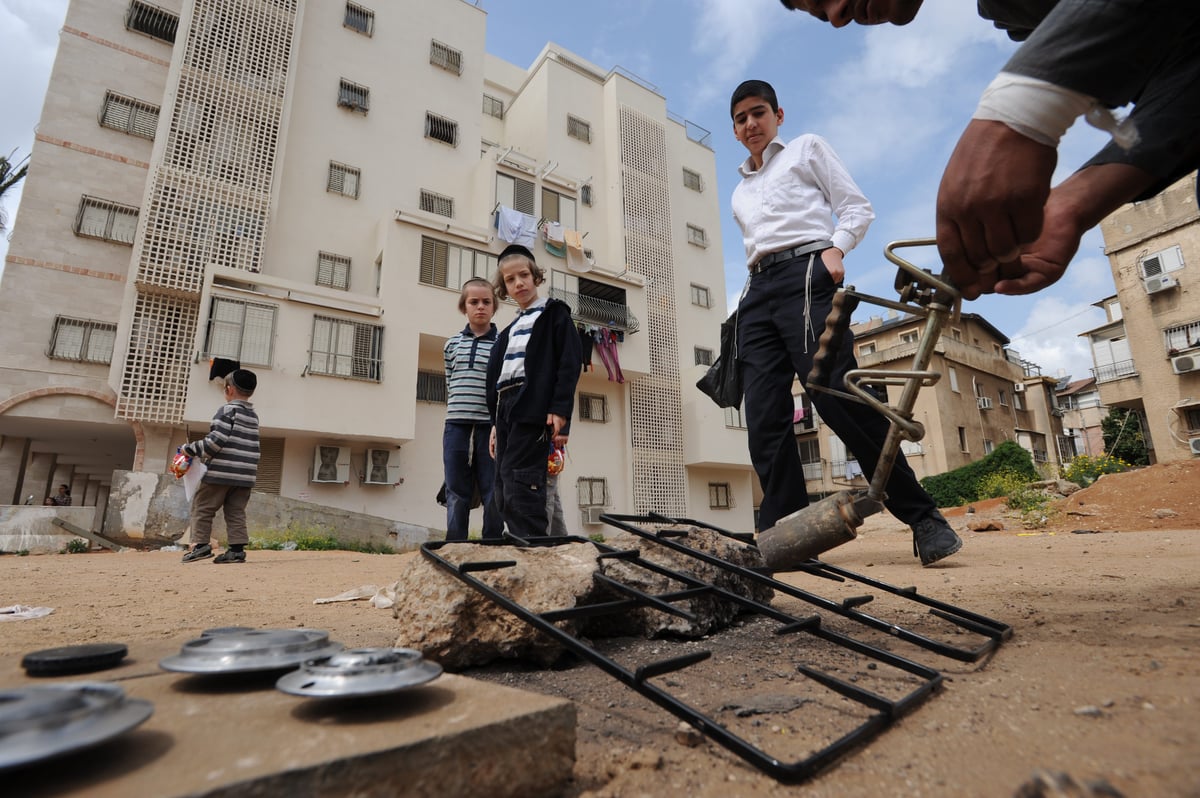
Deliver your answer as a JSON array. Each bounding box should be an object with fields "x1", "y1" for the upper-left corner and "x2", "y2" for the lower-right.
[
  {"x1": 160, "y1": 628, "x2": 343, "y2": 674},
  {"x1": 0, "y1": 683, "x2": 154, "y2": 771},
  {"x1": 276, "y1": 648, "x2": 443, "y2": 698}
]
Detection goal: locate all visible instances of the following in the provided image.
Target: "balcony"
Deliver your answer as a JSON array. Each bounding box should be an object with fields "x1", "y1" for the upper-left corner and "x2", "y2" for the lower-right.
[
  {"x1": 1091, "y1": 359, "x2": 1138, "y2": 384},
  {"x1": 549, "y1": 287, "x2": 640, "y2": 333}
]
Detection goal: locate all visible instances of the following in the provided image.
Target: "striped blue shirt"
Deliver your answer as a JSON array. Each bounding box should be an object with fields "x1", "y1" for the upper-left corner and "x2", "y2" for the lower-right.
[
  {"x1": 444, "y1": 324, "x2": 497, "y2": 423},
  {"x1": 497, "y1": 299, "x2": 546, "y2": 389},
  {"x1": 182, "y1": 400, "x2": 260, "y2": 488}
]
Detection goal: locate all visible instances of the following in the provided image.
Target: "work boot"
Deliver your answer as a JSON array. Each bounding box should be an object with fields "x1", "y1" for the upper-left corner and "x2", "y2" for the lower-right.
[
  {"x1": 910, "y1": 512, "x2": 962, "y2": 566},
  {"x1": 213, "y1": 550, "x2": 246, "y2": 564},
  {"x1": 181, "y1": 543, "x2": 213, "y2": 563}
]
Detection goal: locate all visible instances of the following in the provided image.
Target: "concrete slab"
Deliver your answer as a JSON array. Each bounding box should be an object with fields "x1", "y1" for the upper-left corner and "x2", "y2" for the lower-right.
[{"x1": 3, "y1": 642, "x2": 576, "y2": 797}]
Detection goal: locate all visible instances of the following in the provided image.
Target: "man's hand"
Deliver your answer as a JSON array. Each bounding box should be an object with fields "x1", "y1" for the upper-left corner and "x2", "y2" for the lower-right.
[
  {"x1": 992, "y1": 190, "x2": 1082, "y2": 295},
  {"x1": 936, "y1": 119, "x2": 1057, "y2": 299},
  {"x1": 489, "y1": 426, "x2": 497, "y2": 459},
  {"x1": 820, "y1": 247, "x2": 845, "y2": 284}
]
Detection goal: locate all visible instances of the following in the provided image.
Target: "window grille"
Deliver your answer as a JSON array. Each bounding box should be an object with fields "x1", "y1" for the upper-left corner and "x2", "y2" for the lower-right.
[
  {"x1": 1164, "y1": 319, "x2": 1200, "y2": 353},
  {"x1": 125, "y1": 0, "x2": 177, "y2": 43},
  {"x1": 708, "y1": 482, "x2": 732, "y2": 509},
  {"x1": 482, "y1": 94, "x2": 504, "y2": 119},
  {"x1": 310, "y1": 315, "x2": 383, "y2": 382},
  {"x1": 430, "y1": 40, "x2": 463, "y2": 75},
  {"x1": 203, "y1": 297, "x2": 276, "y2": 366},
  {"x1": 419, "y1": 236, "x2": 496, "y2": 289},
  {"x1": 567, "y1": 115, "x2": 591, "y2": 143},
  {"x1": 337, "y1": 79, "x2": 370, "y2": 113},
  {"x1": 98, "y1": 91, "x2": 159, "y2": 139},
  {"x1": 419, "y1": 189, "x2": 454, "y2": 218},
  {"x1": 327, "y1": 161, "x2": 361, "y2": 199},
  {"x1": 686, "y1": 223, "x2": 708, "y2": 247},
  {"x1": 579, "y1": 393, "x2": 607, "y2": 422},
  {"x1": 497, "y1": 173, "x2": 536, "y2": 215},
  {"x1": 416, "y1": 370, "x2": 447, "y2": 403},
  {"x1": 75, "y1": 195, "x2": 139, "y2": 244},
  {"x1": 47, "y1": 316, "x2": 117, "y2": 364},
  {"x1": 577, "y1": 477, "x2": 607, "y2": 507},
  {"x1": 344, "y1": 2, "x2": 374, "y2": 36},
  {"x1": 255, "y1": 437, "x2": 284, "y2": 494},
  {"x1": 317, "y1": 251, "x2": 351, "y2": 290},
  {"x1": 425, "y1": 112, "x2": 458, "y2": 147},
  {"x1": 690, "y1": 284, "x2": 711, "y2": 308},
  {"x1": 683, "y1": 168, "x2": 703, "y2": 192},
  {"x1": 694, "y1": 347, "x2": 714, "y2": 367}
]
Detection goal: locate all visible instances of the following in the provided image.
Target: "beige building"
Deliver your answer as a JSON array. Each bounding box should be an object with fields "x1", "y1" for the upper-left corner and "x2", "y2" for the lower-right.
[
  {"x1": 0, "y1": 0, "x2": 757, "y2": 537},
  {"x1": 1056, "y1": 377, "x2": 1106, "y2": 459},
  {"x1": 1086, "y1": 174, "x2": 1200, "y2": 462}
]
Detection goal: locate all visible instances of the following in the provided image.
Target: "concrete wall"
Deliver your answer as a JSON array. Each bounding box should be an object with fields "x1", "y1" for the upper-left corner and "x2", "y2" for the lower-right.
[{"x1": 0, "y1": 506, "x2": 98, "y2": 554}]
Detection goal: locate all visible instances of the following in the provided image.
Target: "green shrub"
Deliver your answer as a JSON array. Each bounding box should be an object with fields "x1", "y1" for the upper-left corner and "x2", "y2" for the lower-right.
[
  {"x1": 977, "y1": 469, "x2": 1032, "y2": 500},
  {"x1": 920, "y1": 441, "x2": 1040, "y2": 507},
  {"x1": 60, "y1": 538, "x2": 90, "y2": 554},
  {"x1": 248, "y1": 525, "x2": 398, "y2": 554},
  {"x1": 1061, "y1": 453, "x2": 1130, "y2": 487}
]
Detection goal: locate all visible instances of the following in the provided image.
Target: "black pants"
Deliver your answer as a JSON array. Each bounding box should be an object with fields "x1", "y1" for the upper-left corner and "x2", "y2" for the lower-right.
[
  {"x1": 738, "y1": 251, "x2": 935, "y2": 531},
  {"x1": 493, "y1": 390, "x2": 550, "y2": 538}
]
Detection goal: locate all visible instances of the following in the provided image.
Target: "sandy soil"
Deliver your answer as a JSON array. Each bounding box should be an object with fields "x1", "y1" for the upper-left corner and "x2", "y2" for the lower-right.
[{"x1": 3, "y1": 461, "x2": 1199, "y2": 797}]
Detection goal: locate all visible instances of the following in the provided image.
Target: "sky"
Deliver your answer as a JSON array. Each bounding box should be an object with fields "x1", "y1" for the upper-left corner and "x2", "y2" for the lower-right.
[{"x1": 0, "y1": 0, "x2": 1115, "y2": 381}]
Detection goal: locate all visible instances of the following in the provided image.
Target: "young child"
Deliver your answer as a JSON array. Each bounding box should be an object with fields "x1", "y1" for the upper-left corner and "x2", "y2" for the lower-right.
[
  {"x1": 443, "y1": 278, "x2": 504, "y2": 541},
  {"x1": 486, "y1": 244, "x2": 582, "y2": 538},
  {"x1": 180, "y1": 368, "x2": 260, "y2": 563}
]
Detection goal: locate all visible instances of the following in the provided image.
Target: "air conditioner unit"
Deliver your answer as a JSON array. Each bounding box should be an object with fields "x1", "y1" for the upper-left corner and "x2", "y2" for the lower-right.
[
  {"x1": 1189, "y1": 437, "x2": 1200, "y2": 456},
  {"x1": 1013, "y1": 383, "x2": 1026, "y2": 393},
  {"x1": 311, "y1": 445, "x2": 350, "y2": 484},
  {"x1": 1172, "y1": 355, "x2": 1200, "y2": 375},
  {"x1": 363, "y1": 448, "x2": 400, "y2": 485},
  {"x1": 977, "y1": 396, "x2": 994, "y2": 410},
  {"x1": 1144, "y1": 274, "x2": 1178, "y2": 295},
  {"x1": 582, "y1": 506, "x2": 606, "y2": 525}
]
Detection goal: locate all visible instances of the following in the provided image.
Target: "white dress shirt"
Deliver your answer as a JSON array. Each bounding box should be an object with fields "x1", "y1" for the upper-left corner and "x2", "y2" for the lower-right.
[{"x1": 732, "y1": 134, "x2": 875, "y2": 268}]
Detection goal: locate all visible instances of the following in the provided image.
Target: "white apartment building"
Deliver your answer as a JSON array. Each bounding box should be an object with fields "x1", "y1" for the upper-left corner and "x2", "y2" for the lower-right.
[{"x1": 0, "y1": 0, "x2": 756, "y2": 537}]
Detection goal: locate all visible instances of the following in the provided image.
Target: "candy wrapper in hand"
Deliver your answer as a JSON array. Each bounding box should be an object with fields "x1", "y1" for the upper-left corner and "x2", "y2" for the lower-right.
[
  {"x1": 170, "y1": 450, "x2": 192, "y2": 479},
  {"x1": 547, "y1": 443, "x2": 566, "y2": 476}
]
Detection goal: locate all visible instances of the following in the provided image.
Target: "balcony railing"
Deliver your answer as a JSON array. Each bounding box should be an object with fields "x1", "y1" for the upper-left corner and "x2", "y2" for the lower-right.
[
  {"x1": 549, "y1": 288, "x2": 640, "y2": 333},
  {"x1": 1091, "y1": 359, "x2": 1137, "y2": 383}
]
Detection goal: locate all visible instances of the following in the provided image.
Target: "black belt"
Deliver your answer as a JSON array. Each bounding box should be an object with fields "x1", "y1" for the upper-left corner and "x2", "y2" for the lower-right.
[{"x1": 750, "y1": 240, "x2": 833, "y2": 274}]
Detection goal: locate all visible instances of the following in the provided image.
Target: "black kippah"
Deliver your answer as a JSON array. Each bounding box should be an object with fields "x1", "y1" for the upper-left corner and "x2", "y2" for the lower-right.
[{"x1": 498, "y1": 243, "x2": 535, "y2": 263}]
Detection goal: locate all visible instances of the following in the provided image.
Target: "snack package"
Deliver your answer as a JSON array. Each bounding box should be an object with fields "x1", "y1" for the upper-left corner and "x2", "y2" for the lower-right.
[
  {"x1": 169, "y1": 449, "x2": 192, "y2": 479},
  {"x1": 547, "y1": 443, "x2": 566, "y2": 476}
]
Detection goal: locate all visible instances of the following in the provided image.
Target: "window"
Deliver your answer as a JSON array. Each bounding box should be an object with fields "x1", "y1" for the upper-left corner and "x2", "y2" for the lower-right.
[
  {"x1": 419, "y1": 236, "x2": 497, "y2": 289},
  {"x1": 327, "y1": 161, "x2": 361, "y2": 199},
  {"x1": 1164, "y1": 319, "x2": 1200, "y2": 353},
  {"x1": 983, "y1": 439, "x2": 995, "y2": 455},
  {"x1": 724, "y1": 405, "x2": 746, "y2": 429},
  {"x1": 958, "y1": 426, "x2": 968, "y2": 452},
  {"x1": 430, "y1": 40, "x2": 463, "y2": 75},
  {"x1": 416, "y1": 370, "x2": 447, "y2": 403},
  {"x1": 577, "y1": 477, "x2": 608, "y2": 507},
  {"x1": 74, "y1": 195, "x2": 139, "y2": 244},
  {"x1": 203, "y1": 297, "x2": 276, "y2": 366},
  {"x1": 694, "y1": 347, "x2": 714, "y2": 367},
  {"x1": 999, "y1": 389, "x2": 1008, "y2": 407},
  {"x1": 949, "y1": 327, "x2": 962, "y2": 342},
  {"x1": 98, "y1": 91, "x2": 159, "y2": 139},
  {"x1": 497, "y1": 173, "x2": 536, "y2": 215},
  {"x1": 682, "y1": 168, "x2": 703, "y2": 192},
  {"x1": 686, "y1": 223, "x2": 708, "y2": 247},
  {"x1": 948, "y1": 366, "x2": 959, "y2": 392},
  {"x1": 482, "y1": 94, "x2": 504, "y2": 119},
  {"x1": 567, "y1": 115, "x2": 591, "y2": 143},
  {"x1": 541, "y1": 188, "x2": 577, "y2": 229},
  {"x1": 973, "y1": 380, "x2": 986, "y2": 398},
  {"x1": 425, "y1": 112, "x2": 459, "y2": 147},
  {"x1": 337, "y1": 79, "x2": 370, "y2": 113},
  {"x1": 317, "y1": 251, "x2": 351, "y2": 290},
  {"x1": 580, "y1": 183, "x2": 593, "y2": 206},
  {"x1": 691, "y1": 284, "x2": 711, "y2": 308},
  {"x1": 799, "y1": 439, "x2": 822, "y2": 481},
  {"x1": 47, "y1": 317, "x2": 117, "y2": 364},
  {"x1": 125, "y1": 0, "x2": 177, "y2": 43},
  {"x1": 419, "y1": 189, "x2": 454, "y2": 218},
  {"x1": 1140, "y1": 245, "x2": 1184, "y2": 278},
  {"x1": 900, "y1": 330, "x2": 919, "y2": 345},
  {"x1": 579, "y1": 393, "x2": 607, "y2": 422},
  {"x1": 709, "y1": 483, "x2": 732, "y2": 510},
  {"x1": 859, "y1": 342, "x2": 876, "y2": 356},
  {"x1": 309, "y1": 315, "x2": 383, "y2": 382},
  {"x1": 344, "y1": 2, "x2": 374, "y2": 36}
]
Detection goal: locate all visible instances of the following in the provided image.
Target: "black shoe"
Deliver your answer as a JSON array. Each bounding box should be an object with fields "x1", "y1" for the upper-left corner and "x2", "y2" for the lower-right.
[
  {"x1": 213, "y1": 550, "x2": 246, "y2": 564},
  {"x1": 911, "y1": 512, "x2": 962, "y2": 566},
  {"x1": 182, "y1": 544, "x2": 213, "y2": 563}
]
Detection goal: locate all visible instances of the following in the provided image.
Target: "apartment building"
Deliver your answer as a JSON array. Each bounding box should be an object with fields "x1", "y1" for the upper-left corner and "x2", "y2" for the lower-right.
[
  {"x1": 0, "y1": 0, "x2": 756, "y2": 536},
  {"x1": 1085, "y1": 174, "x2": 1200, "y2": 462},
  {"x1": 1055, "y1": 377, "x2": 1106, "y2": 459}
]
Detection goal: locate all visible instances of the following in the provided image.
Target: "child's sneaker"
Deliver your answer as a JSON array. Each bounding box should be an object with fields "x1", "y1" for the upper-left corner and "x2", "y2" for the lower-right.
[
  {"x1": 213, "y1": 550, "x2": 246, "y2": 564},
  {"x1": 181, "y1": 544, "x2": 213, "y2": 563}
]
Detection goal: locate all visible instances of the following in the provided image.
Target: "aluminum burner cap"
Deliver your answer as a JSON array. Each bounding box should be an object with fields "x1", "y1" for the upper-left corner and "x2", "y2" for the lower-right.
[
  {"x1": 159, "y1": 628, "x2": 344, "y2": 674},
  {"x1": 276, "y1": 648, "x2": 443, "y2": 698},
  {"x1": 0, "y1": 682, "x2": 153, "y2": 771}
]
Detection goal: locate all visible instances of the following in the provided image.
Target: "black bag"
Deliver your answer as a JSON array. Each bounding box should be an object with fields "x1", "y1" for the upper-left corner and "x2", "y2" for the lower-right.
[
  {"x1": 696, "y1": 313, "x2": 743, "y2": 408},
  {"x1": 436, "y1": 481, "x2": 482, "y2": 509}
]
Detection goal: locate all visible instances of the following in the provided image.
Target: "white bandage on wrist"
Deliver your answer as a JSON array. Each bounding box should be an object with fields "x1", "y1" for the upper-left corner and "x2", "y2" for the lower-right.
[{"x1": 973, "y1": 72, "x2": 1139, "y2": 151}]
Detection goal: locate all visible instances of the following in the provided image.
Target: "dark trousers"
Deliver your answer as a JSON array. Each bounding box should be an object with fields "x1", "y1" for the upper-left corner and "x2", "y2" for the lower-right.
[
  {"x1": 493, "y1": 390, "x2": 550, "y2": 538},
  {"x1": 190, "y1": 482, "x2": 252, "y2": 546},
  {"x1": 443, "y1": 421, "x2": 503, "y2": 541},
  {"x1": 738, "y1": 252, "x2": 935, "y2": 531}
]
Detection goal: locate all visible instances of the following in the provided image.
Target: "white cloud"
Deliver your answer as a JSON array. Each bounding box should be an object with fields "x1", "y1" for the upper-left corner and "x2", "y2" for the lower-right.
[
  {"x1": 1006, "y1": 294, "x2": 1105, "y2": 382},
  {"x1": 686, "y1": 0, "x2": 797, "y2": 115}
]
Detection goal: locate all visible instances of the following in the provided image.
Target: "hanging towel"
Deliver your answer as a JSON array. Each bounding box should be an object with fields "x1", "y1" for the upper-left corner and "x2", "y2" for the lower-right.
[
  {"x1": 544, "y1": 239, "x2": 567, "y2": 259},
  {"x1": 497, "y1": 206, "x2": 538, "y2": 247},
  {"x1": 543, "y1": 221, "x2": 564, "y2": 244},
  {"x1": 565, "y1": 229, "x2": 592, "y2": 273}
]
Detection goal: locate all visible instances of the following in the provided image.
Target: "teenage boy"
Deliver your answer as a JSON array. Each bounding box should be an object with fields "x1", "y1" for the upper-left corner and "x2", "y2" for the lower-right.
[{"x1": 729, "y1": 79, "x2": 961, "y2": 566}]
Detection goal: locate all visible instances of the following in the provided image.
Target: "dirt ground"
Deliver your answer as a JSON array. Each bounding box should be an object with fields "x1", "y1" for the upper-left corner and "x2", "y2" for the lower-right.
[{"x1": 3, "y1": 461, "x2": 1199, "y2": 797}]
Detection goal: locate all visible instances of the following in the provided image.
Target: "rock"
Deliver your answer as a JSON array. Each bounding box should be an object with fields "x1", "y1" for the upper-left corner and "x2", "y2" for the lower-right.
[
  {"x1": 1014, "y1": 769, "x2": 1125, "y2": 797},
  {"x1": 674, "y1": 721, "x2": 704, "y2": 747},
  {"x1": 968, "y1": 519, "x2": 1005, "y2": 531},
  {"x1": 1152, "y1": 508, "x2": 1179, "y2": 519},
  {"x1": 1073, "y1": 705, "x2": 1104, "y2": 717}
]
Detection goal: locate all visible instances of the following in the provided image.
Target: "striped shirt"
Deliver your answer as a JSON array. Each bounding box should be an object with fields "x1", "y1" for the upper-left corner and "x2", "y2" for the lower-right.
[
  {"x1": 444, "y1": 323, "x2": 497, "y2": 423},
  {"x1": 497, "y1": 298, "x2": 546, "y2": 389},
  {"x1": 182, "y1": 400, "x2": 260, "y2": 488}
]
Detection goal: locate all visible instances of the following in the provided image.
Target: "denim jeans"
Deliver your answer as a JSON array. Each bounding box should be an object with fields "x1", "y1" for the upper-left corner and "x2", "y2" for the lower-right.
[{"x1": 443, "y1": 421, "x2": 503, "y2": 541}]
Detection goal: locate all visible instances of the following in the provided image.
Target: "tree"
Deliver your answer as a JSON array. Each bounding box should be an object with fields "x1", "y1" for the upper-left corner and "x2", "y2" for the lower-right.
[
  {"x1": 1101, "y1": 407, "x2": 1150, "y2": 466},
  {"x1": 0, "y1": 149, "x2": 30, "y2": 234}
]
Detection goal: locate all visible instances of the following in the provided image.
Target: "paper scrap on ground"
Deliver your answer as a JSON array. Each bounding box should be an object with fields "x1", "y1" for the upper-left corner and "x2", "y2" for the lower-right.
[
  {"x1": 0, "y1": 605, "x2": 54, "y2": 621},
  {"x1": 313, "y1": 583, "x2": 399, "y2": 609}
]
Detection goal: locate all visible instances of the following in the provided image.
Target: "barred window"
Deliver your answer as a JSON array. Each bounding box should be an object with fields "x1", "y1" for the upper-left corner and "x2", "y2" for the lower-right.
[
  {"x1": 1164, "y1": 319, "x2": 1200, "y2": 353},
  {"x1": 317, "y1": 251, "x2": 351, "y2": 290},
  {"x1": 344, "y1": 2, "x2": 374, "y2": 36},
  {"x1": 430, "y1": 40, "x2": 463, "y2": 75},
  {"x1": 47, "y1": 316, "x2": 117, "y2": 364},
  {"x1": 310, "y1": 316, "x2": 383, "y2": 382},
  {"x1": 74, "y1": 195, "x2": 139, "y2": 244},
  {"x1": 686, "y1": 223, "x2": 708, "y2": 247},
  {"x1": 567, "y1": 115, "x2": 591, "y2": 143},
  {"x1": 419, "y1": 236, "x2": 496, "y2": 289},
  {"x1": 579, "y1": 393, "x2": 607, "y2": 422},
  {"x1": 337, "y1": 79, "x2": 370, "y2": 113},
  {"x1": 577, "y1": 477, "x2": 607, "y2": 507},
  {"x1": 482, "y1": 94, "x2": 504, "y2": 119},
  {"x1": 708, "y1": 483, "x2": 732, "y2": 510},
  {"x1": 98, "y1": 91, "x2": 159, "y2": 139},
  {"x1": 125, "y1": 0, "x2": 177, "y2": 43},
  {"x1": 327, "y1": 161, "x2": 361, "y2": 199},
  {"x1": 416, "y1": 370, "x2": 447, "y2": 403},
  {"x1": 419, "y1": 189, "x2": 454, "y2": 218},
  {"x1": 695, "y1": 347, "x2": 714, "y2": 367},
  {"x1": 683, "y1": 167, "x2": 703, "y2": 192},
  {"x1": 203, "y1": 297, "x2": 276, "y2": 367},
  {"x1": 690, "y1": 284, "x2": 711, "y2": 308},
  {"x1": 425, "y1": 112, "x2": 458, "y2": 147}
]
